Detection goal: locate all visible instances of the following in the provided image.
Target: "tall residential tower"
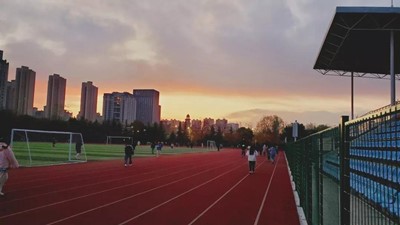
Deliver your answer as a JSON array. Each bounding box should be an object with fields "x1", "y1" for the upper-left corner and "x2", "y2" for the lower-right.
[
  {"x1": 133, "y1": 89, "x2": 160, "y2": 125},
  {"x1": 0, "y1": 50, "x2": 9, "y2": 110},
  {"x1": 79, "y1": 81, "x2": 98, "y2": 122},
  {"x1": 103, "y1": 92, "x2": 136, "y2": 125},
  {"x1": 15, "y1": 66, "x2": 35, "y2": 115},
  {"x1": 45, "y1": 74, "x2": 66, "y2": 120}
]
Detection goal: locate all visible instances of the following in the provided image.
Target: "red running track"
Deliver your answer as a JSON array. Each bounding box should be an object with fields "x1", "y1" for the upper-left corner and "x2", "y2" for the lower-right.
[{"x1": 0, "y1": 149, "x2": 300, "y2": 225}]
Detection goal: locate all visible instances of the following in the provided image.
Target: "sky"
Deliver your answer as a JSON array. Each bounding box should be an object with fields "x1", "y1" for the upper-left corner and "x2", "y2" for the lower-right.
[{"x1": 0, "y1": 0, "x2": 397, "y2": 128}]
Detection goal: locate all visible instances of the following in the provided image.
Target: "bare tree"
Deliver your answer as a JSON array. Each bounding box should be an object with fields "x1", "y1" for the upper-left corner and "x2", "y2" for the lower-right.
[{"x1": 254, "y1": 115, "x2": 285, "y2": 145}]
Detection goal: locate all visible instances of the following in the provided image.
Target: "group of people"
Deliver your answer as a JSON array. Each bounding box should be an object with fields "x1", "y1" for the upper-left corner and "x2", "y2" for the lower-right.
[
  {"x1": 151, "y1": 142, "x2": 163, "y2": 157},
  {"x1": 125, "y1": 141, "x2": 164, "y2": 167},
  {"x1": 244, "y1": 144, "x2": 279, "y2": 174},
  {"x1": 0, "y1": 138, "x2": 280, "y2": 195}
]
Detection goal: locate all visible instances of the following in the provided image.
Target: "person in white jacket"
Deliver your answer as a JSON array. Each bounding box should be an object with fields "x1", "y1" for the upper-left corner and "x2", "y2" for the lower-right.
[
  {"x1": 0, "y1": 142, "x2": 19, "y2": 196},
  {"x1": 246, "y1": 146, "x2": 258, "y2": 174}
]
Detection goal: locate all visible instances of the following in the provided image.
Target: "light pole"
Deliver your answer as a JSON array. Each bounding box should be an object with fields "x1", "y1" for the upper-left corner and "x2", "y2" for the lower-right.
[{"x1": 292, "y1": 120, "x2": 299, "y2": 142}]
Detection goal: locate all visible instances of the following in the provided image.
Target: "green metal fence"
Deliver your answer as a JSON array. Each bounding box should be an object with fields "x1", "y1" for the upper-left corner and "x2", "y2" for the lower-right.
[{"x1": 286, "y1": 105, "x2": 400, "y2": 225}]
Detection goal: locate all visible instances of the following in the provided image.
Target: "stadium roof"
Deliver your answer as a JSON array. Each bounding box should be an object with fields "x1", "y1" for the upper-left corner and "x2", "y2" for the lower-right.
[{"x1": 314, "y1": 6, "x2": 400, "y2": 79}]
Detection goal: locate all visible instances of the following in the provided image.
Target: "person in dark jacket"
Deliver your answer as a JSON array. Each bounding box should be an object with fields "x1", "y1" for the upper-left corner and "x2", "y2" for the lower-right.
[
  {"x1": 75, "y1": 140, "x2": 83, "y2": 159},
  {"x1": 124, "y1": 143, "x2": 134, "y2": 167}
]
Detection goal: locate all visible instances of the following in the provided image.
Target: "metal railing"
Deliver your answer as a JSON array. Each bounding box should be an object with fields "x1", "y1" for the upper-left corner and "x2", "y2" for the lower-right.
[{"x1": 286, "y1": 105, "x2": 400, "y2": 225}]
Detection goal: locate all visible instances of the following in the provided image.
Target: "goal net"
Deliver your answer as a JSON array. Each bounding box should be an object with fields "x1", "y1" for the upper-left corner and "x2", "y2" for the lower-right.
[
  {"x1": 10, "y1": 129, "x2": 87, "y2": 167},
  {"x1": 206, "y1": 140, "x2": 217, "y2": 151},
  {"x1": 106, "y1": 136, "x2": 132, "y2": 145}
]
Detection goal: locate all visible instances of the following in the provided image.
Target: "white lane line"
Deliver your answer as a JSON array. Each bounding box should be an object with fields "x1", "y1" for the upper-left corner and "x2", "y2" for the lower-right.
[
  {"x1": 44, "y1": 161, "x2": 241, "y2": 225},
  {"x1": 1, "y1": 160, "x2": 236, "y2": 220},
  {"x1": 253, "y1": 155, "x2": 280, "y2": 225},
  {"x1": 118, "y1": 162, "x2": 247, "y2": 225},
  {"x1": 188, "y1": 159, "x2": 267, "y2": 225},
  {"x1": 7, "y1": 157, "x2": 212, "y2": 194},
  {"x1": 2, "y1": 160, "x2": 216, "y2": 204}
]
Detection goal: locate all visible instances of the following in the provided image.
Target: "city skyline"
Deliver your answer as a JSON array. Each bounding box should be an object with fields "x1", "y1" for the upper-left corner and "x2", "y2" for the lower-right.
[
  {"x1": 1, "y1": 0, "x2": 397, "y2": 127},
  {"x1": 0, "y1": 50, "x2": 232, "y2": 125},
  {"x1": 0, "y1": 52, "x2": 243, "y2": 124}
]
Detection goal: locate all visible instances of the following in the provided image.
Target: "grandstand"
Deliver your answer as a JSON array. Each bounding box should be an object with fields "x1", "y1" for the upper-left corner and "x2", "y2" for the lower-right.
[
  {"x1": 321, "y1": 117, "x2": 400, "y2": 220},
  {"x1": 287, "y1": 5, "x2": 400, "y2": 225},
  {"x1": 287, "y1": 107, "x2": 400, "y2": 225}
]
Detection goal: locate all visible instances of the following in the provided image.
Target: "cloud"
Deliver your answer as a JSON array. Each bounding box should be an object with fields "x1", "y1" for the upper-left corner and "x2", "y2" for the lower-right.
[{"x1": 0, "y1": 0, "x2": 396, "y2": 125}]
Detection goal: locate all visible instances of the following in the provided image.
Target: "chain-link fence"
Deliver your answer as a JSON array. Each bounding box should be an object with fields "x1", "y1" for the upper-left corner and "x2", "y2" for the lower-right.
[{"x1": 286, "y1": 105, "x2": 400, "y2": 225}]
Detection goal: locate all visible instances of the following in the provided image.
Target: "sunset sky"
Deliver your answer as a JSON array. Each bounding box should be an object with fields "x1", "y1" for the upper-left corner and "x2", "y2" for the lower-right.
[{"x1": 0, "y1": 0, "x2": 397, "y2": 127}]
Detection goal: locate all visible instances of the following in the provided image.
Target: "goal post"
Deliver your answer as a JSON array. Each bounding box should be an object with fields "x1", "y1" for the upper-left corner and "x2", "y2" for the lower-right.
[
  {"x1": 106, "y1": 136, "x2": 132, "y2": 145},
  {"x1": 206, "y1": 140, "x2": 216, "y2": 151},
  {"x1": 10, "y1": 129, "x2": 87, "y2": 167}
]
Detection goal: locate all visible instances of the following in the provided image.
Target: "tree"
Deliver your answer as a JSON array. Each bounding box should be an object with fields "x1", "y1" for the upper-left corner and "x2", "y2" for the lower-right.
[
  {"x1": 236, "y1": 127, "x2": 254, "y2": 146},
  {"x1": 254, "y1": 115, "x2": 285, "y2": 145},
  {"x1": 168, "y1": 131, "x2": 176, "y2": 145},
  {"x1": 282, "y1": 122, "x2": 330, "y2": 142},
  {"x1": 304, "y1": 123, "x2": 330, "y2": 136},
  {"x1": 176, "y1": 122, "x2": 189, "y2": 146},
  {"x1": 215, "y1": 126, "x2": 223, "y2": 146},
  {"x1": 190, "y1": 129, "x2": 203, "y2": 146}
]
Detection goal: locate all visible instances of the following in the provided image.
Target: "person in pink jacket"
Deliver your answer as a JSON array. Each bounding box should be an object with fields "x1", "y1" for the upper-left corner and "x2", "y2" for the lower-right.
[{"x1": 0, "y1": 142, "x2": 19, "y2": 196}]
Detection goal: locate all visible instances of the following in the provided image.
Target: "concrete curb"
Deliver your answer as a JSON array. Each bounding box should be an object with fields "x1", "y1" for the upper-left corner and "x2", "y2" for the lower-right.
[{"x1": 285, "y1": 154, "x2": 308, "y2": 225}]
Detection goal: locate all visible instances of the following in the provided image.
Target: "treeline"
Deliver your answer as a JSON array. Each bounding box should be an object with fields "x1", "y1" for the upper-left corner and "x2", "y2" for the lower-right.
[
  {"x1": 0, "y1": 110, "x2": 125, "y2": 144},
  {"x1": 0, "y1": 110, "x2": 245, "y2": 146},
  {"x1": 0, "y1": 110, "x2": 330, "y2": 147}
]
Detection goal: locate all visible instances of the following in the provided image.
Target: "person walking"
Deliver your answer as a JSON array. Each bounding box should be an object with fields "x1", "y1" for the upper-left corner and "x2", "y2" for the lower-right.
[
  {"x1": 246, "y1": 146, "x2": 259, "y2": 174},
  {"x1": 75, "y1": 140, "x2": 83, "y2": 159},
  {"x1": 156, "y1": 142, "x2": 163, "y2": 157},
  {"x1": 150, "y1": 142, "x2": 155, "y2": 154},
  {"x1": 241, "y1": 145, "x2": 246, "y2": 157},
  {"x1": 269, "y1": 146, "x2": 277, "y2": 164},
  {"x1": 52, "y1": 138, "x2": 56, "y2": 148},
  {"x1": 124, "y1": 143, "x2": 134, "y2": 167},
  {"x1": 262, "y1": 144, "x2": 267, "y2": 156},
  {"x1": 240, "y1": 139, "x2": 247, "y2": 157},
  {"x1": 0, "y1": 143, "x2": 19, "y2": 196}
]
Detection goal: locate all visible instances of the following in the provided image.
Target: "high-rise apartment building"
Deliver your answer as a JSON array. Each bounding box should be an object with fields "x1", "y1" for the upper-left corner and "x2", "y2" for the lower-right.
[
  {"x1": 5, "y1": 80, "x2": 16, "y2": 111},
  {"x1": 160, "y1": 119, "x2": 181, "y2": 134},
  {"x1": 202, "y1": 118, "x2": 215, "y2": 131},
  {"x1": 78, "y1": 81, "x2": 98, "y2": 121},
  {"x1": 103, "y1": 92, "x2": 136, "y2": 125},
  {"x1": 133, "y1": 89, "x2": 160, "y2": 125},
  {"x1": 216, "y1": 118, "x2": 228, "y2": 131},
  {"x1": 15, "y1": 66, "x2": 35, "y2": 115},
  {"x1": 191, "y1": 119, "x2": 202, "y2": 131},
  {"x1": 0, "y1": 50, "x2": 9, "y2": 110},
  {"x1": 227, "y1": 123, "x2": 239, "y2": 132},
  {"x1": 45, "y1": 74, "x2": 66, "y2": 120}
]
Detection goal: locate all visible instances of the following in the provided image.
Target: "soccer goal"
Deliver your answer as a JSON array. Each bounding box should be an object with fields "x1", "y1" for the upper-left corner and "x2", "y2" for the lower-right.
[
  {"x1": 106, "y1": 136, "x2": 132, "y2": 145},
  {"x1": 206, "y1": 140, "x2": 217, "y2": 151},
  {"x1": 10, "y1": 129, "x2": 87, "y2": 167}
]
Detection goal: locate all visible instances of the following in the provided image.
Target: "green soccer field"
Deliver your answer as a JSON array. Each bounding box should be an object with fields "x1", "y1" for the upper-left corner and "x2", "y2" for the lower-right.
[{"x1": 11, "y1": 142, "x2": 218, "y2": 167}]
